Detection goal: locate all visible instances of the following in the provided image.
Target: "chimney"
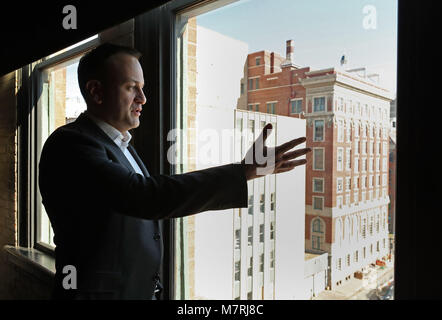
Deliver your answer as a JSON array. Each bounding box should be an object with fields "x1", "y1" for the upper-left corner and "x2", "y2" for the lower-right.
[
  {"x1": 281, "y1": 39, "x2": 296, "y2": 68},
  {"x1": 286, "y1": 39, "x2": 294, "y2": 62}
]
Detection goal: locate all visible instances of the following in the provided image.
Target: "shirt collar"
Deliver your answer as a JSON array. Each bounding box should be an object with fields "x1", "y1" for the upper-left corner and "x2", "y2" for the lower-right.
[{"x1": 85, "y1": 111, "x2": 132, "y2": 149}]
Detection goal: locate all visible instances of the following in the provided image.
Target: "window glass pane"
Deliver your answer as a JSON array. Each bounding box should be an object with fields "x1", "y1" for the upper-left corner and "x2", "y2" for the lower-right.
[
  {"x1": 37, "y1": 57, "x2": 87, "y2": 248},
  {"x1": 175, "y1": 0, "x2": 396, "y2": 301}
]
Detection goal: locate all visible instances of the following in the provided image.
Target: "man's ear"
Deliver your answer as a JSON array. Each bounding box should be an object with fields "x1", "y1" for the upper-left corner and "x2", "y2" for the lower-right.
[{"x1": 85, "y1": 80, "x2": 104, "y2": 104}]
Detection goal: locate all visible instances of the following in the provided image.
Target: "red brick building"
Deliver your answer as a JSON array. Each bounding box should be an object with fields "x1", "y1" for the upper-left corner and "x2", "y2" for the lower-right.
[{"x1": 238, "y1": 40, "x2": 394, "y2": 289}]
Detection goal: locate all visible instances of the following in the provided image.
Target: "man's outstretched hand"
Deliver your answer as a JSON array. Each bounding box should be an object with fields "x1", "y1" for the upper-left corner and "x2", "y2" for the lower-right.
[{"x1": 241, "y1": 123, "x2": 312, "y2": 181}]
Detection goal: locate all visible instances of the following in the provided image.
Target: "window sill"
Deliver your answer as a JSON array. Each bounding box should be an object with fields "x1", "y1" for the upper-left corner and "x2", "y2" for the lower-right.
[{"x1": 3, "y1": 245, "x2": 55, "y2": 283}]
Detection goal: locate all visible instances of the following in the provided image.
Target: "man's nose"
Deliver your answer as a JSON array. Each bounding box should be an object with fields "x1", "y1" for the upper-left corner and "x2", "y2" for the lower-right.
[{"x1": 135, "y1": 88, "x2": 147, "y2": 105}]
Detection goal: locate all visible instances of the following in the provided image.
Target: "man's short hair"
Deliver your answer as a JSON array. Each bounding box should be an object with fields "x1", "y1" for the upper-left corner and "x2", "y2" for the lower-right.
[{"x1": 77, "y1": 43, "x2": 142, "y2": 100}]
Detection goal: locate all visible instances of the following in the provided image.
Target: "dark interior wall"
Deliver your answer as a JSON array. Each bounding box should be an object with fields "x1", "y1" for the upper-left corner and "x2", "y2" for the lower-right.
[
  {"x1": 394, "y1": 0, "x2": 442, "y2": 299},
  {"x1": 0, "y1": 1, "x2": 171, "y2": 76}
]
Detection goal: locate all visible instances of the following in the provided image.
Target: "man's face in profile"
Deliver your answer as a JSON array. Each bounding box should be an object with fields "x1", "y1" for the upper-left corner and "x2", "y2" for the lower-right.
[{"x1": 100, "y1": 53, "x2": 146, "y2": 133}]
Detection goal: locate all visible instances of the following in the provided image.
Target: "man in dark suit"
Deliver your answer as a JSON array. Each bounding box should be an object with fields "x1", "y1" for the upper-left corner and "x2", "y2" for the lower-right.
[{"x1": 38, "y1": 43, "x2": 311, "y2": 300}]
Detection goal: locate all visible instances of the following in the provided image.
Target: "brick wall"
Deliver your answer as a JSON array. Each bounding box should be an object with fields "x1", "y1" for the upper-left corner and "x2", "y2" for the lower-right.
[
  {"x1": 0, "y1": 71, "x2": 54, "y2": 299},
  {"x1": 0, "y1": 71, "x2": 17, "y2": 298}
]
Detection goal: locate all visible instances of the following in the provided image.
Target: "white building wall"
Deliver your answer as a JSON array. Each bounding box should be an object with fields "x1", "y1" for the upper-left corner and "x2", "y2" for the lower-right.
[
  {"x1": 193, "y1": 25, "x2": 307, "y2": 300},
  {"x1": 192, "y1": 25, "x2": 249, "y2": 300},
  {"x1": 274, "y1": 115, "x2": 308, "y2": 299}
]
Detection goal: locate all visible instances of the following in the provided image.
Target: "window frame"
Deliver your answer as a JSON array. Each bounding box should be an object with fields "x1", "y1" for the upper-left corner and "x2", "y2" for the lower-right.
[{"x1": 17, "y1": 36, "x2": 100, "y2": 256}]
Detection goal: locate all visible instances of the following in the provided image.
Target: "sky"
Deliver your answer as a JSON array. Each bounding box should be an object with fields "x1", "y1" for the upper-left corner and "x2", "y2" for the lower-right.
[{"x1": 197, "y1": 0, "x2": 398, "y2": 95}]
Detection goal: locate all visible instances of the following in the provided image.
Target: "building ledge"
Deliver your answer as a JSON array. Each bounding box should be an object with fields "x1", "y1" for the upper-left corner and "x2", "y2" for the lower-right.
[{"x1": 3, "y1": 245, "x2": 55, "y2": 283}]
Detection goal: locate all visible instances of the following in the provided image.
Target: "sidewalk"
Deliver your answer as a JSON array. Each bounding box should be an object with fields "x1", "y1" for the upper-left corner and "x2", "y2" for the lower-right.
[{"x1": 313, "y1": 261, "x2": 394, "y2": 300}]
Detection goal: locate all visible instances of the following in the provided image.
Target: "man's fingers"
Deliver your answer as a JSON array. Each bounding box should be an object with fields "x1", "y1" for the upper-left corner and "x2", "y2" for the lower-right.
[
  {"x1": 280, "y1": 147, "x2": 312, "y2": 161},
  {"x1": 276, "y1": 137, "x2": 307, "y2": 155}
]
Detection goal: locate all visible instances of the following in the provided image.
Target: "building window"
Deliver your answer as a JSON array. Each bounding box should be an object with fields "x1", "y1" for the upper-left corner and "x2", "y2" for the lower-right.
[
  {"x1": 337, "y1": 196, "x2": 343, "y2": 209},
  {"x1": 313, "y1": 148, "x2": 324, "y2": 170},
  {"x1": 362, "y1": 158, "x2": 367, "y2": 172},
  {"x1": 337, "y1": 178, "x2": 343, "y2": 194},
  {"x1": 241, "y1": 82, "x2": 244, "y2": 95},
  {"x1": 362, "y1": 219, "x2": 367, "y2": 238},
  {"x1": 248, "y1": 104, "x2": 254, "y2": 111},
  {"x1": 248, "y1": 194, "x2": 254, "y2": 215},
  {"x1": 345, "y1": 177, "x2": 351, "y2": 191},
  {"x1": 248, "y1": 78, "x2": 253, "y2": 90},
  {"x1": 337, "y1": 148, "x2": 343, "y2": 171},
  {"x1": 312, "y1": 235, "x2": 322, "y2": 250},
  {"x1": 346, "y1": 148, "x2": 351, "y2": 171},
  {"x1": 266, "y1": 102, "x2": 276, "y2": 114},
  {"x1": 256, "y1": 57, "x2": 261, "y2": 65},
  {"x1": 312, "y1": 218, "x2": 324, "y2": 233},
  {"x1": 313, "y1": 178, "x2": 324, "y2": 193},
  {"x1": 290, "y1": 99, "x2": 302, "y2": 114},
  {"x1": 255, "y1": 104, "x2": 259, "y2": 112},
  {"x1": 313, "y1": 97, "x2": 325, "y2": 112},
  {"x1": 248, "y1": 226, "x2": 253, "y2": 246},
  {"x1": 337, "y1": 121, "x2": 344, "y2": 142},
  {"x1": 35, "y1": 49, "x2": 93, "y2": 248},
  {"x1": 314, "y1": 120, "x2": 324, "y2": 141},
  {"x1": 255, "y1": 78, "x2": 260, "y2": 90},
  {"x1": 313, "y1": 197, "x2": 324, "y2": 210},
  {"x1": 235, "y1": 261, "x2": 241, "y2": 281}
]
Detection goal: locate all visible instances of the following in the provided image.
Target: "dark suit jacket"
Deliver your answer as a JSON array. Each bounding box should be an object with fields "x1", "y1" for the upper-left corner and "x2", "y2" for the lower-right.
[{"x1": 38, "y1": 112, "x2": 248, "y2": 300}]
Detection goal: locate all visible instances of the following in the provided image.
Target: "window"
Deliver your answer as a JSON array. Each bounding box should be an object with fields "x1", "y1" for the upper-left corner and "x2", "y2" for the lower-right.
[
  {"x1": 312, "y1": 235, "x2": 322, "y2": 250},
  {"x1": 313, "y1": 148, "x2": 324, "y2": 170},
  {"x1": 313, "y1": 97, "x2": 325, "y2": 112},
  {"x1": 337, "y1": 121, "x2": 344, "y2": 142},
  {"x1": 337, "y1": 196, "x2": 343, "y2": 209},
  {"x1": 346, "y1": 148, "x2": 351, "y2": 171},
  {"x1": 171, "y1": 0, "x2": 396, "y2": 301},
  {"x1": 313, "y1": 197, "x2": 323, "y2": 210},
  {"x1": 345, "y1": 177, "x2": 351, "y2": 191},
  {"x1": 312, "y1": 218, "x2": 323, "y2": 233},
  {"x1": 266, "y1": 102, "x2": 276, "y2": 114},
  {"x1": 337, "y1": 148, "x2": 343, "y2": 171},
  {"x1": 35, "y1": 44, "x2": 95, "y2": 249},
  {"x1": 290, "y1": 99, "x2": 302, "y2": 114},
  {"x1": 337, "y1": 178, "x2": 343, "y2": 194},
  {"x1": 313, "y1": 178, "x2": 324, "y2": 193},
  {"x1": 314, "y1": 120, "x2": 324, "y2": 141}
]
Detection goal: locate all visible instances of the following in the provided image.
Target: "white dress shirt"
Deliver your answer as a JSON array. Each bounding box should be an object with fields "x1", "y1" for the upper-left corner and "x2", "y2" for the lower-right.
[{"x1": 85, "y1": 112, "x2": 145, "y2": 176}]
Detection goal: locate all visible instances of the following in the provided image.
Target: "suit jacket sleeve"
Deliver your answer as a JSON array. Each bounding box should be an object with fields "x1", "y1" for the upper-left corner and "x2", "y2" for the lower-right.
[{"x1": 39, "y1": 126, "x2": 248, "y2": 221}]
